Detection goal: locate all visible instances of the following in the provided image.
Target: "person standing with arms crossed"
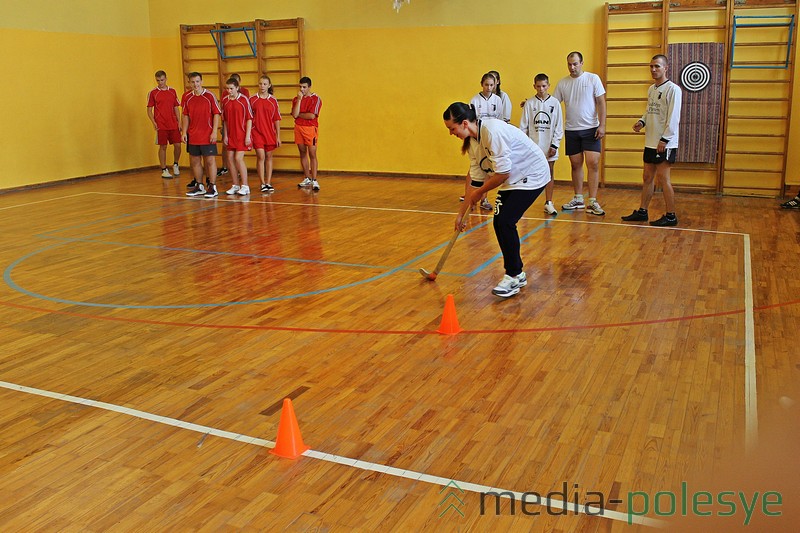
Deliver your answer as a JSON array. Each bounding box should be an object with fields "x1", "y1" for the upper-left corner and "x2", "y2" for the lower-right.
[
  {"x1": 293, "y1": 77, "x2": 322, "y2": 191},
  {"x1": 553, "y1": 51, "x2": 607, "y2": 215},
  {"x1": 623, "y1": 54, "x2": 682, "y2": 227},
  {"x1": 146, "y1": 70, "x2": 182, "y2": 179}
]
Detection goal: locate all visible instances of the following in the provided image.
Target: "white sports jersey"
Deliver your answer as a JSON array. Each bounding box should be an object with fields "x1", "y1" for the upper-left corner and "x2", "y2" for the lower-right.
[
  {"x1": 553, "y1": 71, "x2": 605, "y2": 131},
  {"x1": 466, "y1": 138, "x2": 490, "y2": 183},
  {"x1": 520, "y1": 94, "x2": 563, "y2": 162},
  {"x1": 477, "y1": 118, "x2": 550, "y2": 191},
  {"x1": 498, "y1": 91, "x2": 512, "y2": 122},
  {"x1": 470, "y1": 92, "x2": 504, "y2": 120},
  {"x1": 639, "y1": 80, "x2": 682, "y2": 149}
]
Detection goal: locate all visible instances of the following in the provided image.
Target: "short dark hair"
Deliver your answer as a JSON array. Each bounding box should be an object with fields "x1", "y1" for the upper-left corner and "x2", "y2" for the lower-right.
[
  {"x1": 155, "y1": 70, "x2": 167, "y2": 78},
  {"x1": 299, "y1": 76, "x2": 312, "y2": 86},
  {"x1": 567, "y1": 51, "x2": 583, "y2": 62},
  {"x1": 534, "y1": 73, "x2": 549, "y2": 83},
  {"x1": 226, "y1": 77, "x2": 240, "y2": 87},
  {"x1": 188, "y1": 71, "x2": 202, "y2": 80},
  {"x1": 652, "y1": 54, "x2": 668, "y2": 65}
]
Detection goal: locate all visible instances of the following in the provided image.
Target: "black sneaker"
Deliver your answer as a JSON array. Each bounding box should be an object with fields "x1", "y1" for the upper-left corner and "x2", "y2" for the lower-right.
[
  {"x1": 261, "y1": 183, "x2": 274, "y2": 192},
  {"x1": 780, "y1": 196, "x2": 800, "y2": 209},
  {"x1": 185, "y1": 179, "x2": 199, "y2": 190},
  {"x1": 650, "y1": 214, "x2": 678, "y2": 227},
  {"x1": 216, "y1": 167, "x2": 229, "y2": 177},
  {"x1": 203, "y1": 184, "x2": 218, "y2": 198},
  {"x1": 622, "y1": 208, "x2": 648, "y2": 221}
]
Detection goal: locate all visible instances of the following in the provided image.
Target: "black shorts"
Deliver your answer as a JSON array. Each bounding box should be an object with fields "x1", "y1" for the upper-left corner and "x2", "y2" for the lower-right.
[
  {"x1": 187, "y1": 143, "x2": 218, "y2": 157},
  {"x1": 565, "y1": 128, "x2": 602, "y2": 156},
  {"x1": 643, "y1": 147, "x2": 676, "y2": 165}
]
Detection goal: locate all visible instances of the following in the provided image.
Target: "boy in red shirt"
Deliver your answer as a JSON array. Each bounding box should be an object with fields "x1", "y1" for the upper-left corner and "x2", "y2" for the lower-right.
[
  {"x1": 293, "y1": 77, "x2": 322, "y2": 191},
  {"x1": 146, "y1": 70, "x2": 182, "y2": 179},
  {"x1": 181, "y1": 72, "x2": 222, "y2": 198}
]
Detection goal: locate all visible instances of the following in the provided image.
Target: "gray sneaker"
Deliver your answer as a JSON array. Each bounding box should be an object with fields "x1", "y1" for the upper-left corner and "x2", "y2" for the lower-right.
[
  {"x1": 562, "y1": 197, "x2": 585, "y2": 210},
  {"x1": 586, "y1": 201, "x2": 605, "y2": 216}
]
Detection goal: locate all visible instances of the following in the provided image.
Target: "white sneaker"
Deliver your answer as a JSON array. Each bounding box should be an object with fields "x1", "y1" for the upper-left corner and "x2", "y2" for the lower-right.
[
  {"x1": 544, "y1": 201, "x2": 557, "y2": 215},
  {"x1": 514, "y1": 272, "x2": 527, "y2": 287},
  {"x1": 312, "y1": 180, "x2": 320, "y2": 191},
  {"x1": 173, "y1": 163, "x2": 180, "y2": 176},
  {"x1": 562, "y1": 197, "x2": 585, "y2": 210},
  {"x1": 161, "y1": 169, "x2": 172, "y2": 179},
  {"x1": 586, "y1": 201, "x2": 605, "y2": 216},
  {"x1": 226, "y1": 185, "x2": 240, "y2": 195},
  {"x1": 491, "y1": 275, "x2": 521, "y2": 298},
  {"x1": 237, "y1": 185, "x2": 251, "y2": 195},
  {"x1": 298, "y1": 177, "x2": 313, "y2": 188}
]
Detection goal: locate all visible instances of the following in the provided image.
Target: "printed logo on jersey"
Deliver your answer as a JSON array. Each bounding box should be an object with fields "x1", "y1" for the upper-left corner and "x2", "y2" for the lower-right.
[
  {"x1": 479, "y1": 156, "x2": 494, "y2": 173},
  {"x1": 533, "y1": 111, "x2": 551, "y2": 126}
]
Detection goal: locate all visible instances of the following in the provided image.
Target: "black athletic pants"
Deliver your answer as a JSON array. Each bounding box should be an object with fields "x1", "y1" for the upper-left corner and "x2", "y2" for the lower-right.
[{"x1": 493, "y1": 186, "x2": 546, "y2": 277}]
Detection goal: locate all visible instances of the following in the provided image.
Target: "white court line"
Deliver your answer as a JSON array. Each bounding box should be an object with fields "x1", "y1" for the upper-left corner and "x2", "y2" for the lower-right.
[
  {"x1": 0, "y1": 192, "x2": 95, "y2": 211},
  {"x1": 743, "y1": 235, "x2": 758, "y2": 453},
  {"x1": 0, "y1": 379, "x2": 663, "y2": 528},
  {"x1": 85, "y1": 191, "x2": 747, "y2": 236},
  {"x1": 3, "y1": 189, "x2": 757, "y2": 495}
]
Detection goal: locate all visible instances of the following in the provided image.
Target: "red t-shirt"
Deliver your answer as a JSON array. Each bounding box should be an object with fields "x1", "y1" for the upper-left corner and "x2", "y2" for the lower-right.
[
  {"x1": 147, "y1": 87, "x2": 180, "y2": 130},
  {"x1": 222, "y1": 93, "x2": 254, "y2": 148},
  {"x1": 292, "y1": 93, "x2": 322, "y2": 127},
  {"x1": 182, "y1": 90, "x2": 222, "y2": 145},
  {"x1": 250, "y1": 93, "x2": 281, "y2": 145}
]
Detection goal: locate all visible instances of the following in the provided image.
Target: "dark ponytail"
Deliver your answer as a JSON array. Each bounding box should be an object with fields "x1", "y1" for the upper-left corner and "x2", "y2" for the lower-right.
[{"x1": 443, "y1": 102, "x2": 478, "y2": 155}]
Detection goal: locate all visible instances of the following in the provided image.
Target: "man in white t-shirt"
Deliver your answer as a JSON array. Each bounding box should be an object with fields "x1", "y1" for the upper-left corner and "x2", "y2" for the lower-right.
[{"x1": 553, "y1": 51, "x2": 607, "y2": 215}]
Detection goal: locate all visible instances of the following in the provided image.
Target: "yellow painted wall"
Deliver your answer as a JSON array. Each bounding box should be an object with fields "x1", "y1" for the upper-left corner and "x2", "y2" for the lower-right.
[
  {"x1": 1, "y1": 0, "x2": 155, "y2": 189},
  {"x1": 3, "y1": 0, "x2": 799, "y2": 189}
]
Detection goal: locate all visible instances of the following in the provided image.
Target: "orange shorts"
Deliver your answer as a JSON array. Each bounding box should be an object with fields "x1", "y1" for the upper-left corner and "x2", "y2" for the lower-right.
[{"x1": 294, "y1": 125, "x2": 318, "y2": 146}]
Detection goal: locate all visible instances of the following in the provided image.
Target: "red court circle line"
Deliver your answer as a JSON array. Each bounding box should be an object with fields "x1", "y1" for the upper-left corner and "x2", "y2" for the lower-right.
[{"x1": 2, "y1": 299, "x2": 798, "y2": 335}]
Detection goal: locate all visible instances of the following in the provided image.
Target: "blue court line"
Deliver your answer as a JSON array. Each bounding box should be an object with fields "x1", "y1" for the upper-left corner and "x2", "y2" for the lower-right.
[
  {"x1": 4, "y1": 219, "x2": 492, "y2": 310},
  {"x1": 464, "y1": 219, "x2": 551, "y2": 277},
  {"x1": 36, "y1": 199, "x2": 191, "y2": 237},
  {"x1": 40, "y1": 235, "x2": 396, "y2": 270},
  {"x1": 34, "y1": 202, "x2": 222, "y2": 243}
]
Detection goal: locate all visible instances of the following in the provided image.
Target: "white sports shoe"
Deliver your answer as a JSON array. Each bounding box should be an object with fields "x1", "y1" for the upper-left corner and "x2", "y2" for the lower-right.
[
  {"x1": 492, "y1": 275, "x2": 521, "y2": 298},
  {"x1": 298, "y1": 177, "x2": 313, "y2": 188},
  {"x1": 237, "y1": 185, "x2": 251, "y2": 195},
  {"x1": 586, "y1": 201, "x2": 605, "y2": 216},
  {"x1": 226, "y1": 185, "x2": 240, "y2": 195},
  {"x1": 173, "y1": 163, "x2": 180, "y2": 176},
  {"x1": 544, "y1": 201, "x2": 558, "y2": 215},
  {"x1": 312, "y1": 180, "x2": 320, "y2": 191},
  {"x1": 514, "y1": 272, "x2": 527, "y2": 287},
  {"x1": 562, "y1": 197, "x2": 585, "y2": 210},
  {"x1": 161, "y1": 169, "x2": 172, "y2": 179}
]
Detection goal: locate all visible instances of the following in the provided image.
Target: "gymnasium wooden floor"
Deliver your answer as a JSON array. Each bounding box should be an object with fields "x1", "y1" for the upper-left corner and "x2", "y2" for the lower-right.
[{"x1": 0, "y1": 170, "x2": 798, "y2": 531}]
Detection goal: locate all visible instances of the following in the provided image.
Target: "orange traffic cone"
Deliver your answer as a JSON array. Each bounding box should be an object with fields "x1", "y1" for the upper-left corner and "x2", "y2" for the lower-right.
[
  {"x1": 270, "y1": 398, "x2": 310, "y2": 459},
  {"x1": 437, "y1": 294, "x2": 462, "y2": 335}
]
